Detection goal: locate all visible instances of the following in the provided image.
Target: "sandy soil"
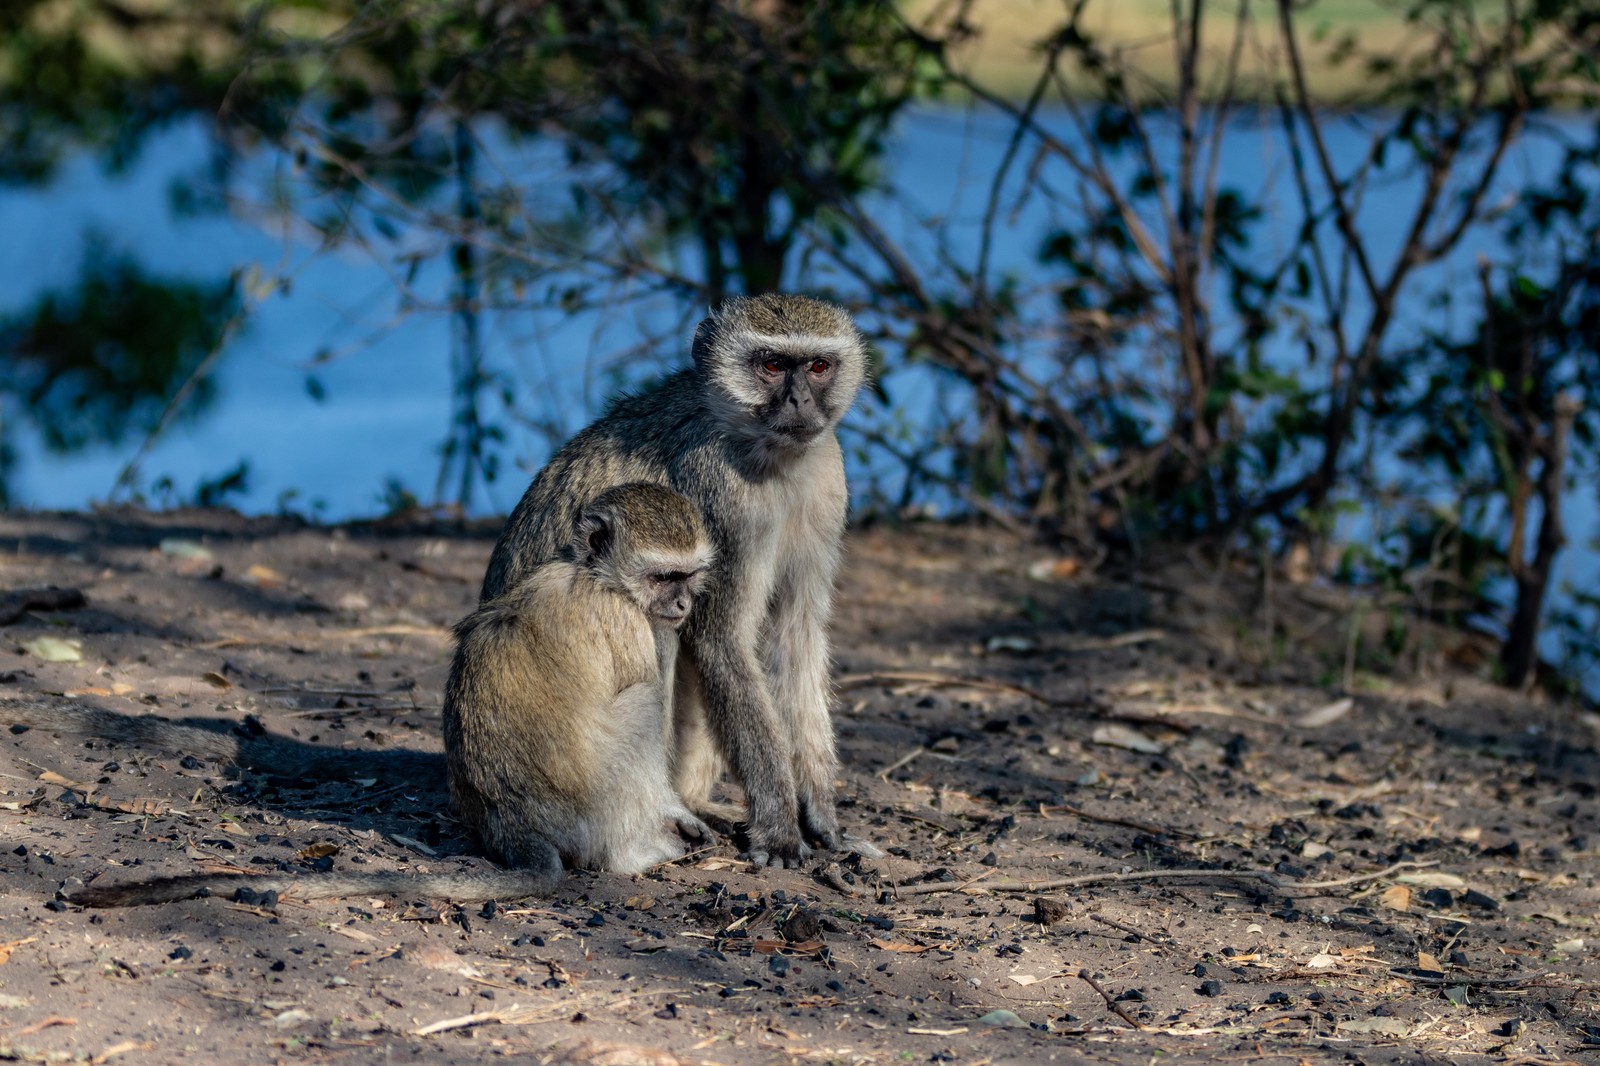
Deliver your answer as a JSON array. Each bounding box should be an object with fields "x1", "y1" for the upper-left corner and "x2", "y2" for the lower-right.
[{"x1": 0, "y1": 508, "x2": 1595, "y2": 1066}]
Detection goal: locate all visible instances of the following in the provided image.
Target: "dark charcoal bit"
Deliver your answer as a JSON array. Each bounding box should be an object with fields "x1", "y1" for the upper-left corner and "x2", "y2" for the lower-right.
[
  {"x1": 232, "y1": 887, "x2": 279, "y2": 909},
  {"x1": 1274, "y1": 862, "x2": 1308, "y2": 879},
  {"x1": 1223, "y1": 734, "x2": 1248, "y2": 769},
  {"x1": 768, "y1": 955, "x2": 790, "y2": 977},
  {"x1": 1192, "y1": 963, "x2": 1211, "y2": 978},
  {"x1": 1114, "y1": 988, "x2": 1146, "y2": 1002},
  {"x1": 1266, "y1": 991, "x2": 1292, "y2": 1005},
  {"x1": 1461, "y1": 889, "x2": 1500, "y2": 911},
  {"x1": 43, "y1": 900, "x2": 67, "y2": 912},
  {"x1": 864, "y1": 915, "x2": 895, "y2": 931},
  {"x1": 9, "y1": 723, "x2": 28, "y2": 735},
  {"x1": 654, "y1": 1004, "x2": 678, "y2": 1020},
  {"x1": 1033, "y1": 897, "x2": 1069, "y2": 926},
  {"x1": 308, "y1": 855, "x2": 334, "y2": 873},
  {"x1": 979, "y1": 851, "x2": 999, "y2": 866},
  {"x1": 779, "y1": 909, "x2": 823, "y2": 942},
  {"x1": 168, "y1": 945, "x2": 193, "y2": 961},
  {"x1": 1419, "y1": 888, "x2": 1455, "y2": 910},
  {"x1": 585, "y1": 913, "x2": 606, "y2": 928},
  {"x1": 1198, "y1": 979, "x2": 1224, "y2": 997},
  {"x1": 479, "y1": 901, "x2": 499, "y2": 920},
  {"x1": 179, "y1": 755, "x2": 204, "y2": 770}
]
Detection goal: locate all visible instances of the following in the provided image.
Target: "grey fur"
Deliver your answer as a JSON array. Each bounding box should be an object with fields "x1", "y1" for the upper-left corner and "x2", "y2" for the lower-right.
[
  {"x1": 54, "y1": 484, "x2": 714, "y2": 907},
  {"x1": 480, "y1": 294, "x2": 867, "y2": 867}
]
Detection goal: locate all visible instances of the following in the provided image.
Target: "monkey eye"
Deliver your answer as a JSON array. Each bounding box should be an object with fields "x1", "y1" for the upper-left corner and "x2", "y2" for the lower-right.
[
  {"x1": 808, "y1": 358, "x2": 831, "y2": 376},
  {"x1": 759, "y1": 356, "x2": 785, "y2": 375},
  {"x1": 650, "y1": 571, "x2": 690, "y2": 586}
]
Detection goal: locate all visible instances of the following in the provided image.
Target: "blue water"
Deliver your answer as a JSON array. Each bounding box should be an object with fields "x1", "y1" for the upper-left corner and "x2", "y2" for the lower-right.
[{"x1": 2, "y1": 108, "x2": 1595, "y2": 689}]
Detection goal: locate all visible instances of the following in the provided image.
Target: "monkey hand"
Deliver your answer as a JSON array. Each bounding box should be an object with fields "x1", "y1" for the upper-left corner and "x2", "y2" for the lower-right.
[
  {"x1": 672, "y1": 810, "x2": 714, "y2": 844},
  {"x1": 742, "y1": 813, "x2": 813, "y2": 869},
  {"x1": 798, "y1": 791, "x2": 841, "y2": 851}
]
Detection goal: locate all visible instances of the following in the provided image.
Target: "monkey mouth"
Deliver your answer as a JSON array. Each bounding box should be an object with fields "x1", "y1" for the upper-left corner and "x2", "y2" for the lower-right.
[{"x1": 769, "y1": 422, "x2": 823, "y2": 444}]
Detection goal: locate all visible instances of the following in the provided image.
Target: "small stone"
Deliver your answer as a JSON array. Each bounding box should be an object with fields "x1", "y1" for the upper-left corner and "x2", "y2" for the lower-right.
[
  {"x1": 1198, "y1": 979, "x2": 1223, "y2": 997},
  {"x1": 978, "y1": 1009, "x2": 1025, "y2": 1028},
  {"x1": 1033, "y1": 897, "x2": 1069, "y2": 926}
]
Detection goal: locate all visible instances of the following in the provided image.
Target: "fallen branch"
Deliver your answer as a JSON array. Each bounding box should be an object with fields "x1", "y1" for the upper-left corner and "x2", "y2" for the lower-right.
[
  {"x1": 835, "y1": 671, "x2": 1055, "y2": 705},
  {"x1": 890, "y1": 866, "x2": 1279, "y2": 898},
  {"x1": 1287, "y1": 860, "x2": 1440, "y2": 893},
  {"x1": 1077, "y1": 969, "x2": 1146, "y2": 1030}
]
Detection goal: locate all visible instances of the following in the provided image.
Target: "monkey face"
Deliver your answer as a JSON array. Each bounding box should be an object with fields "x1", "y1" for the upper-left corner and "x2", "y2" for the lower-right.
[
  {"x1": 643, "y1": 566, "x2": 705, "y2": 628},
  {"x1": 693, "y1": 296, "x2": 868, "y2": 459},
  {"x1": 747, "y1": 348, "x2": 841, "y2": 445}
]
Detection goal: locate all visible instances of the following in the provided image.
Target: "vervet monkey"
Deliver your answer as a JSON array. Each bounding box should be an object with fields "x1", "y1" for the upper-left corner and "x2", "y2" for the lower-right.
[
  {"x1": 481, "y1": 294, "x2": 867, "y2": 868},
  {"x1": 61, "y1": 483, "x2": 714, "y2": 906}
]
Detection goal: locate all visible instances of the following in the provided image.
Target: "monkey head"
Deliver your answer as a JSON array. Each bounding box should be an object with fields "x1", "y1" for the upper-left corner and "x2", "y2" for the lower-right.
[
  {"x1": 573, "y1": 482, "x2": 714, "y2": 628},
  {"x1": 692, "y1": 294, "x2": 868, "y2": 455}
]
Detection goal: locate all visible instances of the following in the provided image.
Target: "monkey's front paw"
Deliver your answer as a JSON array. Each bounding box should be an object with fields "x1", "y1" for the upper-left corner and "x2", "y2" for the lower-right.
[
  {"x1": 743, "y1": 830, "x2": 813, "y2": 869},
  {"x1": 673, "y1": 812, "x2": 713, "y2": 844},
  {"x1": 799, "y1": 796, "x2": 841, "y2": 851}
]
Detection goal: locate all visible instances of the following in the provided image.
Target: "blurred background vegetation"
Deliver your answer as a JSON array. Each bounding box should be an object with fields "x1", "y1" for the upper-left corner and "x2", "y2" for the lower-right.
[{"x1": 0, "y1": 0, "x2": 1596, "y2": 697}]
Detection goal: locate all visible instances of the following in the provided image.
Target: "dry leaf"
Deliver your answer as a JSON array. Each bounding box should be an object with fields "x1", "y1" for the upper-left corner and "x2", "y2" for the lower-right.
[
  {"x1": 869, "y1": 938, "x2": 945, "y2": 953},
  {"x1": 1337, "y1": 1018, "x2": 1410, "y2": 1036},
  {"x1": 0, "y1": 937, "x2": 37, "y2": 965},
  {"x1": 1306, "y1": 953, "x2": 1339, "y2": 969},
  {"x1": 298, "y1": 843, "x2": 340, "y2": 860},
  {"x1": 37, "y1": 770, "x2": 95, "y2": 792},
  {"x1": 1415, "y1": 951, "x2": 1444, "y2": 974},
  {"x1": 623, "y1": 895, "x2": 656, "y2": 911},
  {"x1": 1091, "y1": 723, "x2": 1165, "y2": 755},
  {"x1": 22, "y1": 636, "x2": 83, "y2": 662},
  {"x1": 1296, "y1": 697, "x2": 1354, "y2": 728},
  {"x1": 200, "y1": 671, "x2": 232, "y2": 689},
  {"x1": 1300, "y1": 841, "x2": 1334, "y2": 860},
  {"x1": 1379, "y1": 885, "x2": 1412, "y2": 912},
  {"x1": 1397, "y1": 872, "x2": 1466, "y2": 889},
  {"x1": 1027, "y1": 558, "x2": 1079, "y2": 581},
  {"x1": 158, "y1": 538, "x2": 213, "y2": 562},
  {"x1": 985, "y1": 635, "x2": 1036, "y2": 654},
  {"x1": 242, "y1": 564, "x2": 286, "y2": 589},
  {"x1": 64, "y1": 687, "x2": 112, "y2": 697},
  {"x1": 88, "y1": 796, "x2": 168, "y2": 816}
]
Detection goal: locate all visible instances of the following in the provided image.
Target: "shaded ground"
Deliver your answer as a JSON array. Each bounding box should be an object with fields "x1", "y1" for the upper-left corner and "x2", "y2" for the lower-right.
[{"x1": 0, "y1": 508, "x2": 1595, "y2": 1065}]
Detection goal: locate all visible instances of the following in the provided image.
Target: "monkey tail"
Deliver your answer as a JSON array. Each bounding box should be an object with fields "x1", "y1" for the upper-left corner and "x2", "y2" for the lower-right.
[{"x1": 69, "y1": 859, "x2": 565, "y2": 908}]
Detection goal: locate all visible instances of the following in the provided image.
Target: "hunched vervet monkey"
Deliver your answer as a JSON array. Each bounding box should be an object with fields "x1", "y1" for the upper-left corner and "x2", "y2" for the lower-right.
[
  {"x1": 64, "y1": 483, "x2": 715, "y2": 907},
  {"x1": 480, "y1": 294, "x2": 868, "y2": 868}
]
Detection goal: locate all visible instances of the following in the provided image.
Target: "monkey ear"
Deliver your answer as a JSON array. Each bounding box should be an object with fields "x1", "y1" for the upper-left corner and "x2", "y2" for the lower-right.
[{"x1": 575, "y1": 509, "x2": 615, "y2": 564}]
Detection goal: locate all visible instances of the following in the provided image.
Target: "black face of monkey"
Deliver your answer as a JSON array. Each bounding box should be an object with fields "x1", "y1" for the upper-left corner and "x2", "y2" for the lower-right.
[
  {"x1": 749, "y1": 348, "x2": 839, "y2": 443},
  {"x1": 645, "y1": 568, "x2": 701, "y2": 627}
]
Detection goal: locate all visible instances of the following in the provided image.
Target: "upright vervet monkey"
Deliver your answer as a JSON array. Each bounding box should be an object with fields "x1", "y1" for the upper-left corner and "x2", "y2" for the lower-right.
[
  {"x1": 65, "y1": 483, "x2": 713, "y2": 906},
  {"x1": 481, "y1": 294, "x2": 867, "y2": 868}
]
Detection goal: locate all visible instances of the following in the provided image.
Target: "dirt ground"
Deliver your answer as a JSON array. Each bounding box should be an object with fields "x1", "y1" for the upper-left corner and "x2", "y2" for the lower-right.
[{"x1": 0, "y1": 508, "x2": 1595, "y2": 1066}]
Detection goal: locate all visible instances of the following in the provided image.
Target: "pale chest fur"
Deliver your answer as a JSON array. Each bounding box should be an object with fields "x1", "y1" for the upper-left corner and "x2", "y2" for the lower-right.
[{"x1": 726, "y1": 435, "x2": 847, "y2": 613}]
